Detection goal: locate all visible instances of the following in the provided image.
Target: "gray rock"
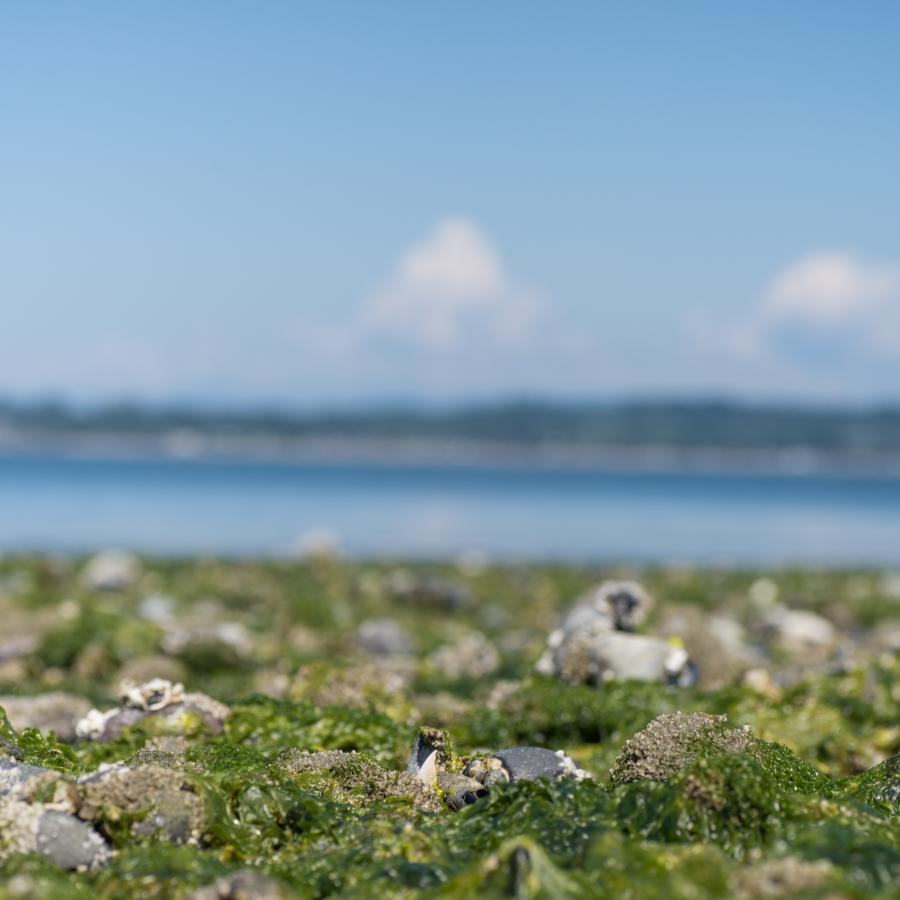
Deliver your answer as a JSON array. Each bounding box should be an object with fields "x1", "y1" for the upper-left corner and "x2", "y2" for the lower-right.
[
  {"x1": 387, "y1": 572, "x2": 471, "y2": 611},
  {"x1": 541, "y1": 629, "x2": 696, "y2": 687},
  {"x1": 493, "y1": 747, "x2": 570, "y2": 783},
  {"x1": 0, "y1": 693, "x2": 93, "y2": 743},
  {"x1": 36, "y1": 810, "x2": 109, "y2": 870},
  {"x1": 0, "y1": 757, "x2": 52, "y2": 797},
  {"x1": 427, "y1": 632, "x2": 500, "y2": 680},
  {"x1": 81, "y1": 550, "x2": 141, "y2": 592},
  {"x1": 188, "y1": 870, "x2": 290, "y2": 900},
  {"x1": 355, "y1": 618, "x2": 414, "y2": 657},
  {"x1": 437, "y1": 772, "x2": 487, "y2": 811}
]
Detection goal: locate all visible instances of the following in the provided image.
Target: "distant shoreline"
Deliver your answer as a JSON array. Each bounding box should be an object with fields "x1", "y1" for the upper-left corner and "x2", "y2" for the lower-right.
[{"x1": 3, "y1": 431, "x2": 900, "y2": 478}]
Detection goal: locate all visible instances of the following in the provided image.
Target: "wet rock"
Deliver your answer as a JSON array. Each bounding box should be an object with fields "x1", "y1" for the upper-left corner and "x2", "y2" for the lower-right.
[
  {"x1": 437, "y1": 772, "x2": 487, "y2": 811},
  {"x1": 762, "y1": 607, "x2": 836, "y2": 660},
  {"x1": 81, "y1": 550, "x2": 141, "y2": 592},
  {"x1": 0, "y1": 693, "x2": 93, "y2": 743},
  {"x1": 290, "y1": 660, "x2": 414, "y2": 708},
  {"x1": 355, "y1": 618, "x2": 414, "y2": 657},
  {"x1": 387, "y1": 572, "x2": 471, "y2": 611},
  {"x1": 188, "y1": 870, "x2": 292, "y2": 900},
  {"x1": 36, "y1": 810, "x2": 110, "y2": 870},
  {"x1": 464, "y1": 747, "x2": 588, "y2": 787},
  {"x1": 162, "y1": 622, "x2": 252, "y2": 667},
  {"x1": 564, "y1": 580, "x2": 654, "y2": 633},
  {"x1": 541, "y1": 628, "x2": 696, "y2": 687},
  {"x1": 137, "y1": 594, "x2": 176, "y2": 624},
  {"x1": 609, "y1": 712, "x2": 752, "y2": 785},
  {"x1": 275, "y1": 749, "x2": 441, "y2": 813},
  {"x1": 0, "y1": 757, "x2": 54, "y2": 797},
  {"x1": 76, "y1": 680, "x2": 230, "y2": 741},
  {"x1": 0, "y1": 792, "x2": 109, "y2": 870},
  {"x1": 658, "y1": 608, "x2": 759, "y2": 689},
  {"x1": 731, "y1": 857, "x2": 834, "y2": 898},
  {"x1": 494, "y1": 747, "x2": 586, "y2": 783},
  {"x1": 407, "y1": 726, "x2": 454, "y2": 776},
  {"x1": 76, "y1": 764, "x2": 207, "y2": 844},
  {"x1": 427, "y1": 632, "x2": 500, "y2": 681}
]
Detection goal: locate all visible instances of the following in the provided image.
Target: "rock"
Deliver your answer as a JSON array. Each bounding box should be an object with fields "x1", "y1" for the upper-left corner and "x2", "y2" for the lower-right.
[
  {"x1": 0, "y1": 794, "x2": 109, "y2": 870},
  {"x1": 162, "y1": 622, "x2": 252, "y2": 666},
  {"x1": 137, "y1": 594, "x2": 176, "y2": 624},
  {"x1": 541, "y1": 628, "x2": 696, "y2": 687},
  {"x1": 387, "y1": 572, "x2": 471, "y2": 611},
  {"x1": 427, "y1": 632, "x2": 500, "y2": 681},
  {"x1": 609, "y1": 712, "x2": 752, "y2": 785},
  {"x1": 731, "y1": 857, "x2": 834, "y2": 898},
  {"x1": 0, "y1": 757, "x2": 54, "y2": 797},
  {"x1": 76, "y1": 764, "x2": 207, "y2": 844},
  {"x1": 35, "y1": 810, "x2": 110, "y2": 870},
  {"x1": 355, "y1": 618, "x2": 414, "y2": 657},
  {"x1": 406, "y1": 726, "x2": 454, "y2": 776},
  {"x1": 76, "y1": 680, "x2": 230, "y2": 741},
  {"x1": 0, "y1": 693, "x2": 93, "y2": 742},
  {"x1": 464, "y1": 747, "x2": 588, "y2": 787},
  {"x1": 188, "y1": 870, "x2": 292, "y2": 900},
  {"x1": 494, "y1": 747, "x2": 586, "y2": 783},
  {"x1": 290, "y1": 660, "x2": 414, "y2": 709},
  {"x1": 762, "y1": 607, "x2": 836, "y2": 659},
  {"x1": 275, "y1": 749, "x2": 441, "y2": 813},
  {"x1": 437, "y1": 772, "x2": 488, "y2": 811},
  {"x1": 81, "y1": 550, "x2": 141, "y2": 592},
  {"x1": 658, "y1": 608, "x2": 759, "y2": 690},
  {"x1": 564, "y1": 580, "x2": 654, "y2": 633}
]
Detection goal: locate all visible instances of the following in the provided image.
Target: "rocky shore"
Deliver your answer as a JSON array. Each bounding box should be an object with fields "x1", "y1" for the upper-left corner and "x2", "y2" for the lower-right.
[{"x1": 0, "y1": 552, "x2": 897, "y2": 897}]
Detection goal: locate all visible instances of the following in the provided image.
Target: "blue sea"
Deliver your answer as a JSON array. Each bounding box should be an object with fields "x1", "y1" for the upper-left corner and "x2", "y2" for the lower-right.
[{"x1": 2, "y1": 454, "x2": 900, "y2": 565}]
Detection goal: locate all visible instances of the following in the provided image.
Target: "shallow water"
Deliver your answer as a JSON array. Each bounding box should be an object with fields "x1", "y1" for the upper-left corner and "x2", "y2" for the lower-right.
[{"x1": 2, "y1": 453, "x2": 900, "y2": 564}]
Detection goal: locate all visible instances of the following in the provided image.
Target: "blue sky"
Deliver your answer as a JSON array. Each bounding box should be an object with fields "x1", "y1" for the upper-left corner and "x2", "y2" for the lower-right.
[{"x1": 2, "y1": 1, "x2": 900, "y2": 405}]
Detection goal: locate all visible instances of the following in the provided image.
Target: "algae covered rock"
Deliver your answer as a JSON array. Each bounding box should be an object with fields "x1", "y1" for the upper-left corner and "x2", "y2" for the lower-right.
[
  {"x1": 609, "y1": 713, "x2": 752, "y2": 785},
  {"x1": 0, "y1": 693, "x2": 93, "y2": 743},
  {"x1": 76, "y1": 763, "x2": 208, "y2": 844},
  {"x1": 275, "y1": 749, "x2": 441, "y2": 813}
]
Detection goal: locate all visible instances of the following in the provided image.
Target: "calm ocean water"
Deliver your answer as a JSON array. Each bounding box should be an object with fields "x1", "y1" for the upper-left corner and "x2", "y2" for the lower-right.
[{"x1": 2, "y1": 454, "x2": 900, "y2": 565}]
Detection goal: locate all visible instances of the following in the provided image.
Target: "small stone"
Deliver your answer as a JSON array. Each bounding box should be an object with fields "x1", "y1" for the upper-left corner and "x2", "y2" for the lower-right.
[
  {"x1": 0, "y1": 758, "x2": 54, "y2": 797},
  {"x1": 494, "y1": 747, "x2": 588, "y2": 783},
  {"x1": 35, "y1": 810, "x2": 110, "y2": 870},
  {"x1": 187, "y1": 870, "x2": 290, "y2": 900},
  {"x1": 427, "y1": 632, "x2": 500, "y2": 681},
  {"x1": 355, "y1": 618, "x2": 414, "y2": 657},
  {"x1": 437, "y1": 772, "x2": 487, "y2": 811},
  {"x1": 0, "y1": 693, "x2": 94, "y2": 743}
]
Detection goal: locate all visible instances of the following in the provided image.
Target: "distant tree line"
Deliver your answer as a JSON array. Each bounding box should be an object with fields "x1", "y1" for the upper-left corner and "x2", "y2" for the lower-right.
[{"x1": 2, "y1": 398, "x2": 900, "y2": 451}]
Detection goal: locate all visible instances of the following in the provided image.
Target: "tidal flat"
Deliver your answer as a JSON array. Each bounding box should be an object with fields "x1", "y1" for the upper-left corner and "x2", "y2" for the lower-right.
[{"x1": 0, "y1": 553, "x2": 897, "y2": 898}]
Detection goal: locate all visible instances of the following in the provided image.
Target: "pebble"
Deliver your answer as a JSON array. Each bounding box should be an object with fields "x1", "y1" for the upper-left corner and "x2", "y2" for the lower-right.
[{"x1": 81, "y1": 550, "x2": 141, "y2": 592}]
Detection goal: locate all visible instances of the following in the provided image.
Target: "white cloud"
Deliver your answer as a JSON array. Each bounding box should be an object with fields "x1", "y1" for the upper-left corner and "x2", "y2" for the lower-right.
[
  {"x1": 362, "y1": 217, "x2": 543, "y2": 348},
  {"x1": 761, "y1": 252, "x2": 900, "y2": 327},
  {"x1": 694, "y1": 251, "x2": 900, "y2": 369}
]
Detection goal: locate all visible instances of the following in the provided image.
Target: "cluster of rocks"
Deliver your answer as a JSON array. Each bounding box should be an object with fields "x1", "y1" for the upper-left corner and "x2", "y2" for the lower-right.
[{"x1": 406, "y1": 726, "x2": 588, "y2": 812}]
